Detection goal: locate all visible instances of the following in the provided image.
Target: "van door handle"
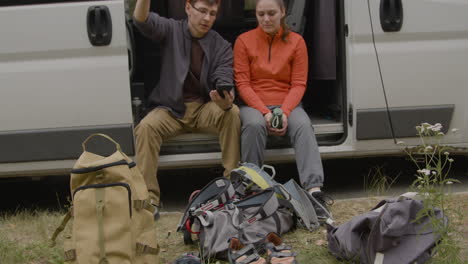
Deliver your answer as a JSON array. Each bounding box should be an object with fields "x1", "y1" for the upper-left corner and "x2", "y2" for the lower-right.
[
  {"x1": 87, "y1": 6, "x2": 113, "y2": 46},
  {"x1": 380, "y1": 0, "x2": 403, "y2": 32}
]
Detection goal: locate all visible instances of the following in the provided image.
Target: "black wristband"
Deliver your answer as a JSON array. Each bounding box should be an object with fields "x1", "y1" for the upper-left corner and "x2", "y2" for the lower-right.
[{"x1": 223, "y1": 105, "x2": 233, "y2": 111}]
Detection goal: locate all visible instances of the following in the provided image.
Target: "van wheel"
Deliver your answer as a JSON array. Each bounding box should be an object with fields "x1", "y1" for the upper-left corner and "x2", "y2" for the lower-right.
[{"x1": 126, "y1": 19, "x2": 136, "y2": 80}]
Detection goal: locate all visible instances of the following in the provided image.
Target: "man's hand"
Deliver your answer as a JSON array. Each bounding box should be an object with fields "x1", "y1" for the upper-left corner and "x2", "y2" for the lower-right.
[
  {"x1": 266, "y1": 113, "x2": 288, "y2": 136},
  {"x1": 209, "y1": 90, "x2": 235, "y2": 111}
]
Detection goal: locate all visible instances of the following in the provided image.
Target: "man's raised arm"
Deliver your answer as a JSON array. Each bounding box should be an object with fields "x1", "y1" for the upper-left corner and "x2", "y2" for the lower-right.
[{"x1": 134, "y1": 0, "x2": 150, "y2": 22}]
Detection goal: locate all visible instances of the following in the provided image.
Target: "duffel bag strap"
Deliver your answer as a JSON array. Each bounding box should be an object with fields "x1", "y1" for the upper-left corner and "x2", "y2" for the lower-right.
[
  {"x1": 177, "y1": 178, "x2": 234, "y2": 232},
  {"x1": 82, "y1": 133, "x2": 122, "y2": 153},
  {"x1": 64, "y1": 249, "x2": 77, "y2": 261},
  {"x1": 235, "y1": 189, "x2": 279, "y2": 229},
  {"x1": 194, "y1": 210, "x2": 215, "y2": 227},
  {"x1": 95, "y1": 188, "x2": 109, "y2": 264},
  {"x1": 136, "y1": 243, "x2": 160, "y2": 255},
  {"x1": 191, "y1": 182, "x2": 235, "y2": 214},
  {"x1": 50, "y1": 209, "x2": 72, "y2": 247},
  {"x1": 134, "y1": 199, "x2": 157, "y2": 214}
]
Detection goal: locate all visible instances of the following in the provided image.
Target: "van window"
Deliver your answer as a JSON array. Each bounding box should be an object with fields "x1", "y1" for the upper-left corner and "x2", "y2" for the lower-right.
[{"x1": 0, "y1": 0, "x2": 101, "y2": 7}]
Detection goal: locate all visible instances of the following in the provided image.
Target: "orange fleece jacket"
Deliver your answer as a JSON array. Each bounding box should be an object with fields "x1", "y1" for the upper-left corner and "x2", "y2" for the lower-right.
[{"x1": 234, "y1": 26, "x2": 309, "y2": 116}]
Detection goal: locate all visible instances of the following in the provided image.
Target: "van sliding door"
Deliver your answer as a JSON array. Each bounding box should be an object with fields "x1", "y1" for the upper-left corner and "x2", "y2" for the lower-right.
[
  {"x1": 0, "y1": 0, "x2": 133, "y2": 166},
  {"x1": 362, "y1": 0, "x2": 468, "y2": 144}
]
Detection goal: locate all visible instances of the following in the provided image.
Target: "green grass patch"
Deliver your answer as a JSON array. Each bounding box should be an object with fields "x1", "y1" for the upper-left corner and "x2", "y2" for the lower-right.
[
  {"x1": 0, "y1": 194, "x2": 466, "y2": 263},
  {"x1": 0, "y1": 210, "x2": 65, "y2": 264}
]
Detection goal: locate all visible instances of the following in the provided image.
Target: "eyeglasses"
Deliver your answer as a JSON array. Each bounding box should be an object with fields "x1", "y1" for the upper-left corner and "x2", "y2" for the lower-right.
[{"x1": 190, "y1": 3, "x2": 218, "y2": 18}]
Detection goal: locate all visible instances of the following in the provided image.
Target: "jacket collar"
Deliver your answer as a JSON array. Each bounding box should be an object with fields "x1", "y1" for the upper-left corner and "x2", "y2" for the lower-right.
[{"x1": 255, "y1": 26, "x2": 284, "y2": 42}]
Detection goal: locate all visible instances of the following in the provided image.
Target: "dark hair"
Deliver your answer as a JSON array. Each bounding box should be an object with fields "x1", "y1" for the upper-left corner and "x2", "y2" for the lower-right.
[
  {"x1": 255, "y1": 0, "x2": 290, "y2": 42},
  {"x1": 188, "y1": 0, "x2": 221, "y2": 6}
]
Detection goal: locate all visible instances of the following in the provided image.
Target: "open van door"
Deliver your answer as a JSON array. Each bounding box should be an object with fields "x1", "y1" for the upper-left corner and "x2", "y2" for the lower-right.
[
  {"x1": 0, "y1": 0, "x2": 133, "y2": 176},
  {"x1": 363, "y1": 0, "x2": 468, "y2": 144}
]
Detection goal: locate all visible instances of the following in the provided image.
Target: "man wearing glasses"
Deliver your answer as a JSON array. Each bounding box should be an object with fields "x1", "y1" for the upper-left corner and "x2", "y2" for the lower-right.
[{"x1": 133, "y1": 0, "x2": 240, "y2": 218}]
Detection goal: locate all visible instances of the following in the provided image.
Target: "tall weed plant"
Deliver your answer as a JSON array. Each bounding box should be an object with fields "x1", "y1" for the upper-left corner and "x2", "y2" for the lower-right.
[{"x1": 400, "y1": 123, "x2": 463, "y2": 263}]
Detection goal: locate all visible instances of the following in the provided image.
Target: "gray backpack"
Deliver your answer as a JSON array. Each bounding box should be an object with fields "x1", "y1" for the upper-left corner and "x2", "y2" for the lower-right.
[
  {"x1": 230, "y1": 163, "x2": 320, "y2": 231},
  {"x1": 194, "y1": 188, "x2": 294, "y2": 260},
  {"x1": 327, "y1": 193, "x2": 446, "y2": 264}
]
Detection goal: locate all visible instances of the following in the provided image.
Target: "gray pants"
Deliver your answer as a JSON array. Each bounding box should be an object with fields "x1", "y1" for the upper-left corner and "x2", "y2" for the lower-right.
[{"x1": 240, "y1": 105, "x2": 324, "y2": 189}]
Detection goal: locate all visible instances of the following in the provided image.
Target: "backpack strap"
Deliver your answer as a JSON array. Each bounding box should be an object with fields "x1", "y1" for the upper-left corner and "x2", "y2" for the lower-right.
[
  {"x1": 191, "y1": 183, "x2": 234, "y2": 214},
  {"x1": 134, "y1": 199, "x2": 157, "y2": 214},
  {"x1": 95, "y1": 188, "x2": 109, "y2": 264},
  {"x1": 282, "y1": 179, "x2": 320, "y2": 231},
  {"x1": 64, "y1": 249, "x2": 77, "y2": 261},
  {"x1": 136, "y1": 243, "x2": 160, "y2": 255},
  {"x1": 50, "y1": 209, "x2": 72, "y2": 247},
  {"x1": 194, "y1": 210, "x2": 215, "y2": 227},
  {"x1": 82, "y1": 133, "x2": 122, "y2": 153},
  {"x1": 177, "y1": 178, "x2": 234, "y2": 232},
  {"x1": 272, "y1": 212, "x2": 282, "y2": 235},
  {"x1": 234, "y1": 189, "x2": 280, "y2": 229}
]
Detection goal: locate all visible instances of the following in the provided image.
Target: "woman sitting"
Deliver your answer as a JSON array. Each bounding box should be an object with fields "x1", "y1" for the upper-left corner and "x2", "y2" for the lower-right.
[{"x1": 233, "y1": 0, "x2": 332, "y2": 221}]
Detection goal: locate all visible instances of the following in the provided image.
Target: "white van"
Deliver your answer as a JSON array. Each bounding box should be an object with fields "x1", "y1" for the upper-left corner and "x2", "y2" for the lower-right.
[{"x1": 1, "y1": 0, "x2": 467, "y2": 178}]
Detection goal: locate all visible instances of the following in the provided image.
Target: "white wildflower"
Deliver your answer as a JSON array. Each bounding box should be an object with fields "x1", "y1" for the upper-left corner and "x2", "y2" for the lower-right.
[
  {"x1": 448, "y1": 158, "x2": 454, "y2": 163},
  {"x1": 451, "y1": 128, "x2": 459, "y2": 133},
  {"x1": 444, "y1": 152, "x2": 449, "y2": 156},
  {"x1": 419, "y1": 169, "x2": 431, "y2": 176},
  {"x1": 433, "y1": 123, "x2": 442, "y2": 131},
  {"x1": 424, "y1": 146, "x2": 433, "y2": 152},
  {"x1": 446, "y1": 181, "x2": 453, "y2": 185},
  {"x1": 432, "y1": 171, "x2": 437, "y2": 175}
]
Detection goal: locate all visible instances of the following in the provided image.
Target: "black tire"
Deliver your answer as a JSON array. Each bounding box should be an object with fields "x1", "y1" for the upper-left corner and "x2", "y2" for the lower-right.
[{"x1": 183, "y1": 229, "x2": 194, "y2": 245}]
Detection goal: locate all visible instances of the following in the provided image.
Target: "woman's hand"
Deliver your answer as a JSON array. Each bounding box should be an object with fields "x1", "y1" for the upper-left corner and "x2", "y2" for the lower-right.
[
  {"x1": 264, "y1": 112, "x2": 273, "y2": 131},
  {"x1": 210, "y1": 90, "x2": 234, "y2": 111},
  {"x1": 265, "y1": 113, "x2": 288, "y2": 136}
]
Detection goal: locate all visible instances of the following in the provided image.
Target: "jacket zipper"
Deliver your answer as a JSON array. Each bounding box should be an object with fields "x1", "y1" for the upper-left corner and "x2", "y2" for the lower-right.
[
  {"x1": 73, "y1": 182, "x2": 132, "y2": 218},
  {"x1": 268, "y1": 35, "x2": 275, "y2": 63}
]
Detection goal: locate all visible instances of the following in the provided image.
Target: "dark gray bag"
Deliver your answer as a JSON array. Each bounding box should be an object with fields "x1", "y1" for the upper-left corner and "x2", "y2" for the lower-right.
[
  {"x1": 327, "y1": 193, "x2": 446, "y2": 264},
  {"x1": 230, "y1": 163, "x2": 320, "y2": 231},
  {"x1": 195, "y1": 189, "x2": 294, "y2": 260}
]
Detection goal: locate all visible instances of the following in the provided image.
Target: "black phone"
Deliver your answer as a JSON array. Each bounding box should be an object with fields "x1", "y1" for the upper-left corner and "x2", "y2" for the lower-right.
[{"x1": 216, "y1": 84, "x2": 234, "y2": 99}]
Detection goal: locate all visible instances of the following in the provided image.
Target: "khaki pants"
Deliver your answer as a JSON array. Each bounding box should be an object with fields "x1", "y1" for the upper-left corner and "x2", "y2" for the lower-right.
[{"x1": 135, "y1": 101, "x2": 240, "y2": 205}]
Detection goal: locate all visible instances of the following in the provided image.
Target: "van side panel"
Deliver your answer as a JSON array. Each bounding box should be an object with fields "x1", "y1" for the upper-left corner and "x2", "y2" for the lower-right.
[
  {"x1": 368, "y1": 0, "x2": 468, "y2": 144},
  {"x1": 0, "y1": 1, "x2": 132, "y2": 131},
  {"x1": 0, "y1": 0, "x2": 134, "y2": 166}
]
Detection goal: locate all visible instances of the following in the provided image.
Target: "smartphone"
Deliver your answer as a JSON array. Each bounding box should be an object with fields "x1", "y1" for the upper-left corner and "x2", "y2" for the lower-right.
[{"x1": 216, "y1": 84, "x2": 234, "y2": 99}]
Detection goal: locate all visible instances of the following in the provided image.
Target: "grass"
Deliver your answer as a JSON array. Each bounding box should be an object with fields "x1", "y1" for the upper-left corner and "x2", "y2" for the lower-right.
[
  {"x1": 363, "y1": 165, "x2": 400, "y2": 197},
  {"x1": 0, "y1": 210, "x2": 65, "y2": 264},
  {"x1": 1, "y1": 193, "x2": 466, "y2": 264}
]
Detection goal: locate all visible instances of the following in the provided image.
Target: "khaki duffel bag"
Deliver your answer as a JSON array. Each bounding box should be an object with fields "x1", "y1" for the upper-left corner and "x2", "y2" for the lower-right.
[{"x1": 52, "y1": 133, "x2": 160, "y2": 264}]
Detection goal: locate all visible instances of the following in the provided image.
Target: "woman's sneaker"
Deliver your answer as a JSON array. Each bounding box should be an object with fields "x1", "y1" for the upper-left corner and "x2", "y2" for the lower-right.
[{"x1": 307, "y1": 191, "x2": 334, "y2": 224}]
